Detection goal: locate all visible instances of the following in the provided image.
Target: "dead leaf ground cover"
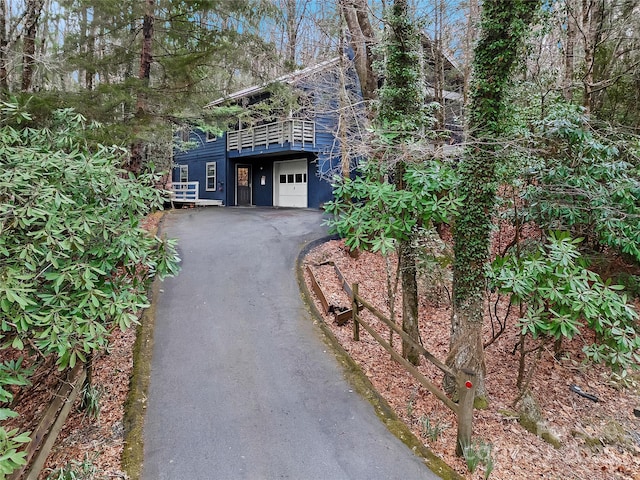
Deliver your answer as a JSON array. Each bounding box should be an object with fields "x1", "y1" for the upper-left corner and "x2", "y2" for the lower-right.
[{"x1": 303, "y1": 239, "x2": 640, "y2": 480}]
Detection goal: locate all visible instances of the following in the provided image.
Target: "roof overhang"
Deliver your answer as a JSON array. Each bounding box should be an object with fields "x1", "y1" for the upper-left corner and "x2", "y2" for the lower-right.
[{"x1": 204, "y1": 57, "x2": 341, "y2": 109}]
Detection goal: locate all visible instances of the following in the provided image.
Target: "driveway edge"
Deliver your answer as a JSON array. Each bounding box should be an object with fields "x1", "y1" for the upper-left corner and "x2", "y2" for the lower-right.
[
  {"x1": 122, "y1": 211, "x2": 173, "y2": 480},
  {"x1": 296, "y1": 237, "x2": 464, "y2": 480}
]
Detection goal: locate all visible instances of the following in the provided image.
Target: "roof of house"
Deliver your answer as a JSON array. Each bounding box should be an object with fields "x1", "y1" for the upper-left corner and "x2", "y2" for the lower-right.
[
  {"x1": 204, "y1": 57, "x2": 341, "y2": 108},
  {"x1": 205, "y1": 35, "x2": 463, "y2": 110}
]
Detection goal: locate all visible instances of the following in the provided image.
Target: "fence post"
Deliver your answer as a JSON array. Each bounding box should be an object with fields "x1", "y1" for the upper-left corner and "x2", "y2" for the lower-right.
[
  {"x1": 456, "y1": 368, "x2": 476, "y2": 457},
  {"x1": 352, "y1": 283, "x2": 360, "y2": 341}
]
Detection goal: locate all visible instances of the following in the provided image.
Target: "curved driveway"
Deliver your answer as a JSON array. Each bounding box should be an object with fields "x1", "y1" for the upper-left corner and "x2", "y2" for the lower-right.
[{"x1": 143, "y1": 207, "x2": 438, "y2": 480}]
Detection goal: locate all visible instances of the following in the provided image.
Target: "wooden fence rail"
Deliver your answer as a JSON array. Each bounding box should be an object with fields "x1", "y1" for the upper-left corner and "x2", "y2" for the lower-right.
[
  {"x1": 9, "y1": 364, "x2": 87, "y2": 480},
  {"x1": 350, "y1": 283, "x2": 476, "y2": 455}
]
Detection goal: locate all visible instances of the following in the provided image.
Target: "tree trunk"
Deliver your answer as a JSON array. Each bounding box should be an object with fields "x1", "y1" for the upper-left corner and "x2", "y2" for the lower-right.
[
  {"x1": 0, "y1": 0, "x2": 8, "y2": 92},
  {"x1": 339, "y1": 0, "x2": 377, "y2": 102},
  {"x1": 463, "y1": 0, "x2": 480, "y2": 105},
  {"x1": 21, "y1": 0, "x2": 45, "y2": 92},
  {"x1": 582, "y1": 0, "x2": 603, "y2": 114},
  {"x1": 380, "y1": 0, "x2": 423, "y2": 365},
  {"x1": 399, "y1": 236, "x2": 420, "y2": 365},
  {"x1": 284, "y1": 0, "x2": 298, "y2": 67},
  {"x1": 129, "y1": 0, "x2": 155, "y2": 175},
  {"x1": 446, "y1": 0, "x2": 540, "y2": 398},
  {"x1": 563, "y1": 0, "x2": 577, "y2": 102},
  {"x1": 136, "y1": 0, "x2": 154, "y2": 115}
]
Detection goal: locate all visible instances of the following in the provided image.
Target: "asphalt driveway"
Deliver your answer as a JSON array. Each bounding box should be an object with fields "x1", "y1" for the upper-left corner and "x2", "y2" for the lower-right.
[{"x1": 142, "y1": 207, "x2": 440, "y2": 480}]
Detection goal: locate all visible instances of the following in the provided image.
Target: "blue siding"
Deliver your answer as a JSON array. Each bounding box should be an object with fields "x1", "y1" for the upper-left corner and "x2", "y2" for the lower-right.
[
  {"x1": 172, "y1": 61, "x2": 359, "y2": 209},
  {"x1": 252, "y1": 160, "x2": 274, "y2": 206},
  {"x1": 173, "y1": 131, "x2": 227, "y2": 203},
  {"x1": 309, "y1": 157, "x2": 334, "y2": 208},
  {"x1": 226, "y1": 159, "x2": 275, "y2": 207}
]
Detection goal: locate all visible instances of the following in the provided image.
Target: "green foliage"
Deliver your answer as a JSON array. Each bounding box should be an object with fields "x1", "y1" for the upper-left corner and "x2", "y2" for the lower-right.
[
  {"x1": 376, "y1": 1, "x2": 432, "y2": 143},
  {"x1": 490, "y1": 232, "x2": 640, "y2": 371},
  {"x1": 0, "y1": 357, "x2": 34, "y2": 478},
  {"x1": 0, "y1": 104, "x2": 180, "y2": 477},
  {"x1": 419, "y1": 415, "x2": 449, "y2": 442},
  {"x1": 0, "y1": 358, "x2": 34, "y2": 404},
  {"x1": 45, "y1": 454, "x2": 99, "y2": 480},
  {"x1": 324, "y1": 161, "x2": 460, "y2": 254},
  {"x1": 523, "y1": 102, "x2": 640, "y2": 262},
  {"x1": 0, "y1": 424, "x2": 31, "y2": 478},
  {"x1": 462, "y1": 439, "x2": 494, "y2": 478},
  {"x1": 80, "y1": 384, "x2": 103, "y2": 420}
]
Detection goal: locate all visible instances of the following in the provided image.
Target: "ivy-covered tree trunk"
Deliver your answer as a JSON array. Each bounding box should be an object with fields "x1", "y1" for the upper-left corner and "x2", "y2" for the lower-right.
[
  {"x1": 378, "y1": 0, "x2": 424, "y2": 365},
  {"x1": 446, "y1": 0, "x2": 540, "y2": 396}
]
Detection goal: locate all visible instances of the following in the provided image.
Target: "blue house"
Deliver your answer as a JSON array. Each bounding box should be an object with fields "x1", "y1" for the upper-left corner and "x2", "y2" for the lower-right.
[
  {"x1": 171, "y1": 58, "x2": 348, "y2": 209},
  {"x1": 171, "y1": 47, "x2": 463, "y2": 209}
]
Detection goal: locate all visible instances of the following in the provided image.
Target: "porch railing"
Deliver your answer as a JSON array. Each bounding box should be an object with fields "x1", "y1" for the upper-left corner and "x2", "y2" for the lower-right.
[
  {"x1": 227, "y1": 119, "x2": 315, "y2": 152},
  {"x1": 171, "y1": 181, "x2": 199, "y2": 201}
]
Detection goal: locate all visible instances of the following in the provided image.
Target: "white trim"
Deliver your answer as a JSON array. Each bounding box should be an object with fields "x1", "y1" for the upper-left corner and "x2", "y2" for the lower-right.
[
  {"x1": 273, "y1": 159, "x2": 308, "y2": 208},
  {"x1": 179, "y1": 164, "x2": 188, "y2": 182},
  {"x1": 206, "y1": 131, "x2": 218, "y2": 142},
  {"x1": 206, "y1": 162, "x2": 217, "y2": 191}
]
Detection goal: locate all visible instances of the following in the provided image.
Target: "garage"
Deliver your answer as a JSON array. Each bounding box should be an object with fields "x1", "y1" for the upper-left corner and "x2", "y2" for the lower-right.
[{"x1": 274, "y1": 159, "x2": 308, "y2": 208}]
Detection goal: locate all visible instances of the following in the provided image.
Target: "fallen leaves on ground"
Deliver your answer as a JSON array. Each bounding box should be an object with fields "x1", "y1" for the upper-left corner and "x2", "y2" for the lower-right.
[{"x1": 303, "y1": 239, "x2": 640, "y2": 480}]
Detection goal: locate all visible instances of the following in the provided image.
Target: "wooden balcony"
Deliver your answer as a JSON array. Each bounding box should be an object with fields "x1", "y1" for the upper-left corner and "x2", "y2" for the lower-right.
[{"x1": 227, "y1": 119, "x2": 315, "y2": 152}]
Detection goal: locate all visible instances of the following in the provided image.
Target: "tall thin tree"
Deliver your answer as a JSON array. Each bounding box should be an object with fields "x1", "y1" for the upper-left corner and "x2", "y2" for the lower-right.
[
  {"x1": 377, "y1": 0, "x2": 425, "y2": 365},
  {"x1": 446, "y1": 0, "x2": 540, "y2": 396}
]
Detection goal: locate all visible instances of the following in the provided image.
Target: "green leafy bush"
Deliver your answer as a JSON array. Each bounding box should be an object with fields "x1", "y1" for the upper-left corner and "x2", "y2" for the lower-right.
[
  {"x1": 523, "y1": 103, "x2": 640, "y2": 262},
  {"x1": 324, "y1": 160, "x2": 460, "y2": 254},
  {"x1": 0, "y1": 105, "x2": 180, "y2": 476},
  {"x1": 490, "y1": 232, "x2": 640, "y2": 371}
]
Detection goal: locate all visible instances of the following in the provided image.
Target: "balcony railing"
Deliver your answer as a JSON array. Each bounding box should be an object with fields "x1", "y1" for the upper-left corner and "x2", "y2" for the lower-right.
[{"x1": 227, "y1": 119, "x2": 315, "y2": 152}]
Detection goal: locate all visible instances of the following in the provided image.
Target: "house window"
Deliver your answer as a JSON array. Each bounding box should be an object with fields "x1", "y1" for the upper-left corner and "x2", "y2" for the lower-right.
[
  {"x1": 206, "y1": 131, "x2": 218, "y2": 142},
  {"x1": 206, "y1": 162, "x2": 217, "y2": 191},
  {"x1": 179, "y1": 165, "x2": 188, "y2": 182}
]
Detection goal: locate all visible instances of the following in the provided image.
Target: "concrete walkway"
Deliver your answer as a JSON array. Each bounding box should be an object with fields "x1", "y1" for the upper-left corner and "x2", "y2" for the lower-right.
[{"x1": 142, "y1": 208, "x2": 440, "y2": 480}]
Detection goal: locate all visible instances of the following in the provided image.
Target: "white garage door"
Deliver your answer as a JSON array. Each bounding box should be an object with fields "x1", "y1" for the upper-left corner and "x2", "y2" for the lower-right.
[{"x1": 275, "y1": 160, "x2": 308, "y2": 208}]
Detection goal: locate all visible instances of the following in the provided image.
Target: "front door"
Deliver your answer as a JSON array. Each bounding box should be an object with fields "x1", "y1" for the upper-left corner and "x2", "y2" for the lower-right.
[{"x1": 236, "y1": 165, "x2": 252, "y2": 206}]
